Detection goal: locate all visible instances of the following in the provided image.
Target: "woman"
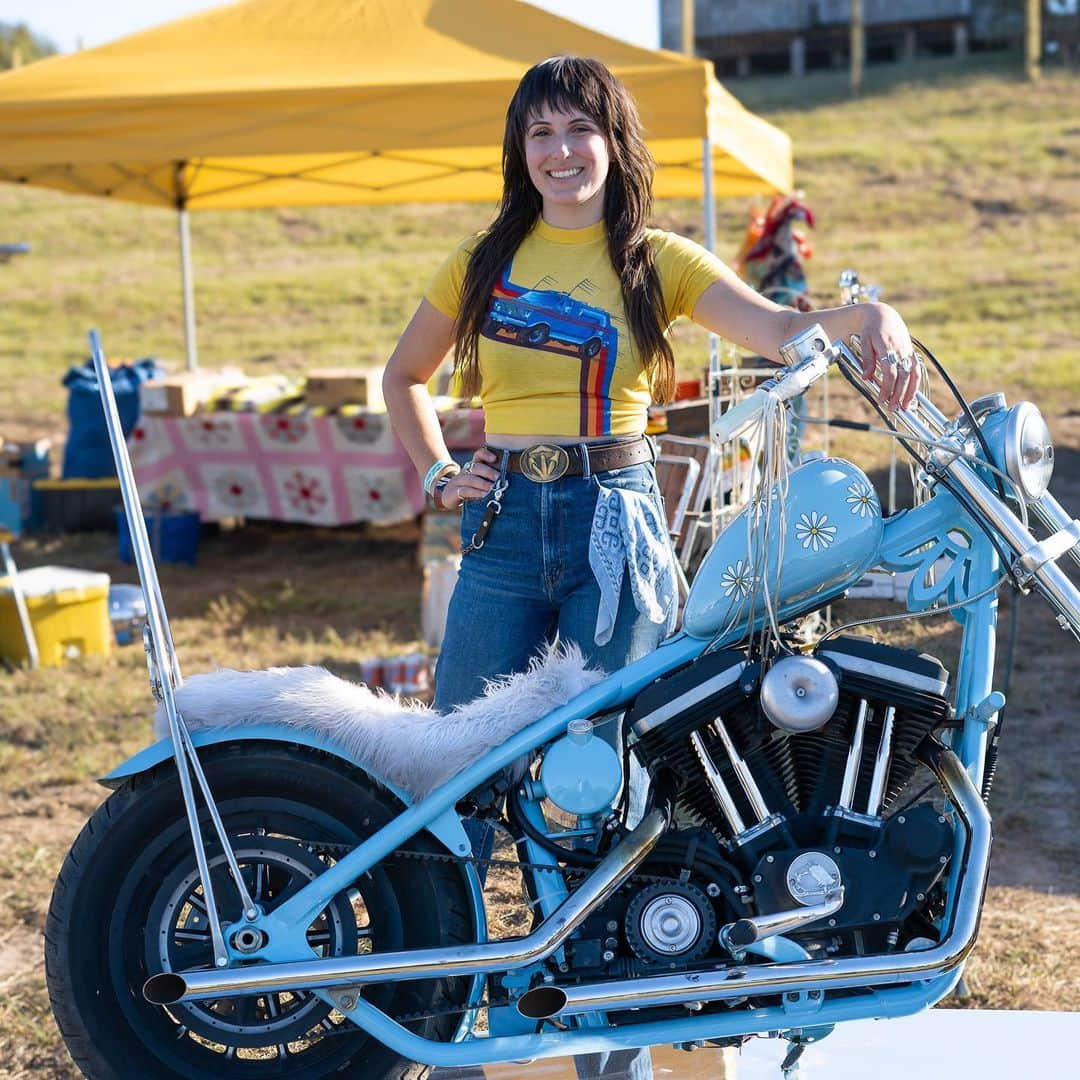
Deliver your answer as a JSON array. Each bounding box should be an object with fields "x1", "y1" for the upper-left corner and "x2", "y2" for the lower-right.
[
  {"x1": 385, "y1": 54, "x2": 918, "y2": 1080},
  {"x1": 384, "y1": 55, "x2": 918, "y2": 715}
]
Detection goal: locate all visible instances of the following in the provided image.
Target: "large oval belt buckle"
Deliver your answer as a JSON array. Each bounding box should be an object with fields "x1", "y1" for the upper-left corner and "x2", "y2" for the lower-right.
[{"x1": 520, "y1": 443, "x2": 570, "y2": 483}]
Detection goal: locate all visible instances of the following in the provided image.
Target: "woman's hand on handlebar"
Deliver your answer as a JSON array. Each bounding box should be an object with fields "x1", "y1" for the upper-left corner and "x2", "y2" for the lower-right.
[
  {"x1": 440, "y1": 447, "x2": 501, "y2": 510},
  {"x1": 856, "y1": 302, "x2": 920, "y2": 411}
]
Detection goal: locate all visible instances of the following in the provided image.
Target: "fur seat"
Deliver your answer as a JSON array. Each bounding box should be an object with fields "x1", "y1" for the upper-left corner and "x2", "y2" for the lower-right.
[{"x1": 157, "y1": 644, "x2": 604, "y2": 801}]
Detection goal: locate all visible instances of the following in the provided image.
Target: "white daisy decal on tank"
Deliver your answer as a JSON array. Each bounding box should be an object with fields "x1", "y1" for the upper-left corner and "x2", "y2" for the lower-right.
[
  {"x1": 845, "y1": 481, "x2": 877, "y2": 518},
  {"x1": 795, "y1": 511, "x2": 837, "y2": 552},
  {"x1": 720, "y1": 558, "x2": 757, "y2": 599}
]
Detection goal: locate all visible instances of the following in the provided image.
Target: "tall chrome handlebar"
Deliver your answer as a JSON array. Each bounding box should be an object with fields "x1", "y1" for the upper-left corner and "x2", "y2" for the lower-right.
[{"x1": 710, "y1": 326, "x2": 1080, "y2": 638}]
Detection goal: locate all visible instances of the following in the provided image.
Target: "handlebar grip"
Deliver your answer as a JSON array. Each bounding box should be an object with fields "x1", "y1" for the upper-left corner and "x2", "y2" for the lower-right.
[{"x1": 710, "y1": 387, "x2": 774, "y2": 443}]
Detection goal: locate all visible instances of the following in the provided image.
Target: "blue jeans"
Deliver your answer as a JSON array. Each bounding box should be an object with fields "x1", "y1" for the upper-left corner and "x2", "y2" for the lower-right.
[
  {"x1": 433, "y1": 455, "x2": 669, "y2": 712},
  {"x1": 432, "y1": 450, "x2": 664, "y2": 1080}
]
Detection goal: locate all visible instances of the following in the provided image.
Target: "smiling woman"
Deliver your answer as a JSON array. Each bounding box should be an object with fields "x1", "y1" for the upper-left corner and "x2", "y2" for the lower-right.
[
  {"x1": 381, "y1": 54, "x2": 923, "y2": 735},
  {"x1": 523, "y1": 108, "x2": 612, "y2": 226}
]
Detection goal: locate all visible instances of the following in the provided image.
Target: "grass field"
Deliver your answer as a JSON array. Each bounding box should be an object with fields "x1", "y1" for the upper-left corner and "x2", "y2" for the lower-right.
[{"x1": 0, "y1": 51, "x2": 1078, "y2": 1078}]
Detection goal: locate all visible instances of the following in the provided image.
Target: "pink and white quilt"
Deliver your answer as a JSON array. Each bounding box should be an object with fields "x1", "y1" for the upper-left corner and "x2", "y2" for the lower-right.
[{"x1": 129, "y1": 408, "x2": 484, "y2": 526}]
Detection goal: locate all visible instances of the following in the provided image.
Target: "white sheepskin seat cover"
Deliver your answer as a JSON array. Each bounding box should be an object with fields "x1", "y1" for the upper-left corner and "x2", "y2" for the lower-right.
[{"x1": 156, "y1": 644, "x2": 604, "y2": 801}]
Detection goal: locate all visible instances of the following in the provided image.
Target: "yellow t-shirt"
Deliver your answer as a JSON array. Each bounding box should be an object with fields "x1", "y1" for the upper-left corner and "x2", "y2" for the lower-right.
[{"x1": 425, "y1": 219, "x2": 727, "y2": 437}]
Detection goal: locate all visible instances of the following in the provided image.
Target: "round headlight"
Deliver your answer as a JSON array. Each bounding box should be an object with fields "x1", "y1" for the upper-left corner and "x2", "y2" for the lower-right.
[{"x1": 1003, "y1": 402, "x2": 1054, "y2": 500}]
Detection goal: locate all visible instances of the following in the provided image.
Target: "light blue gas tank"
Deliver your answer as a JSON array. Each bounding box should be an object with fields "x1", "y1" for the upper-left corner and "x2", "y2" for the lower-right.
[{"x1": 684, "y1": 458, "x2": 884, "y2": 641}]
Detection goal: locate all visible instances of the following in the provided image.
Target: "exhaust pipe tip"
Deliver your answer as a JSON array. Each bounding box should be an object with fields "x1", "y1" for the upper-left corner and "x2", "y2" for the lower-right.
[
  {"x1": 144, "y1": 972, "x2": 187, "y2": 1005},
  {"x1": 516, "y1": 984, "x2": 568, "y2": 1021}
]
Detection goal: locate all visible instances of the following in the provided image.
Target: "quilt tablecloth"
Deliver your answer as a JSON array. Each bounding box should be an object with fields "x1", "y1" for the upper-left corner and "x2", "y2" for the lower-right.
[{"x1": 129, "y1": 408, "x2": 484, "y2": 526}]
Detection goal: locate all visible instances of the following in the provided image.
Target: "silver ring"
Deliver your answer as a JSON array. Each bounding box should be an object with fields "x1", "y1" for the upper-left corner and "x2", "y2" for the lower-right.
[
  {"x1": 883, "y1": 350, "x2": 899, "y2": 368},
  {"x1": 462, "y1": 460, "x2": 474, "y2": 474},
  {"x1": 897, "y1": 354, "x2": 914, "y2": 374}
]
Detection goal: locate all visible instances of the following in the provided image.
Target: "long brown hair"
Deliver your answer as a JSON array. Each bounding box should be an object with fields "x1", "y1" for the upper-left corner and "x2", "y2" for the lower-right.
[{"x1": 452, "y1": 56, "x2": 676, "y2": 404}]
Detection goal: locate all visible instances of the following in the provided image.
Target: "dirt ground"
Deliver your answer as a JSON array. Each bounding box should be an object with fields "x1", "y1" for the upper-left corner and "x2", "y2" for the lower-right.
[{"x1": 0, "y1": 419, "x2": 1077, "y2": 1078}]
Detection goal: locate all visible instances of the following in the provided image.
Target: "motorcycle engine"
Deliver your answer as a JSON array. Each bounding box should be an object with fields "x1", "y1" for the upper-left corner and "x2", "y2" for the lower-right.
[{"x1": 618, "y1": 636, "x2": 954, "y2": 957}]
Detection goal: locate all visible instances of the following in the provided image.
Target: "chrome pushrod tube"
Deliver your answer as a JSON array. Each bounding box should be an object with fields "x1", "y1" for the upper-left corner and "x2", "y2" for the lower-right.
[
  {"x1": 865, "y1": 705, "x2": 896, "y2": 817},
  {"x1": 144, "y1": 797, "x2": 670, "y2": 1006},
  {"x1": 837, "y1": 699, "x2": 869, "y2": 809},
  {"x1": 690, "y1": 731, "x2": 745, "y2": 834},
  {"x1": 526, "y1": 742, "x2": 989, "y2": 1019},
  {"x1": 712, "y1": 718, "x2": 770, "y2": 821}
]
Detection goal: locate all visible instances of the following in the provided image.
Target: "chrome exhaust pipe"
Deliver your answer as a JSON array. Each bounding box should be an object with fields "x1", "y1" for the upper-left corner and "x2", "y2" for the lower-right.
[
  {"x1": 516, "y1": 741, "x2": 988, "y2": 1021},
  {"x1": 144, "y1": 788, "x2": 673, "y2": 1007}
]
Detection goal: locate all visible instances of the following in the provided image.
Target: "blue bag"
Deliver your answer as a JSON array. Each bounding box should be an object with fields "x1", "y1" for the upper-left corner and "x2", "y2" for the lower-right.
[{"x1": 61, "y1": 357, "x2": 163, "y2": 479}]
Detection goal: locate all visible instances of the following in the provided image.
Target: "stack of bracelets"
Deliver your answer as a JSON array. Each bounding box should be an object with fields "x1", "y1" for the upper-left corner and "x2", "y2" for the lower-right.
[{"x1": 423, "y1": 458, "x2": 462, "y2": 511}]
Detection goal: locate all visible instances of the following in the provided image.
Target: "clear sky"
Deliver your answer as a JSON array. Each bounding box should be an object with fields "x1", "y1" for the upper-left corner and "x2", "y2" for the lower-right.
[{"x1": 4, "y1": 0, "x2": 659, "y2": 54}]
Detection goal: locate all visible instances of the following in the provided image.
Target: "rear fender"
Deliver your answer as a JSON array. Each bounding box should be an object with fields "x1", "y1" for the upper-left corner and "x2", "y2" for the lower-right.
[{"x1": 100, "y1": 722, "x2": 474, "y2": 862}]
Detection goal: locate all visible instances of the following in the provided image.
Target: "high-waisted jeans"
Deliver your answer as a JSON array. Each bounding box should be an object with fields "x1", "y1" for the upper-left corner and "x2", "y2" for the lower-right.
[
  {"x1": 433, "y1": 454, "x2": 668, "y2": 711},
  {"x1": 431, "y1": 449, "x2": 665, "y2": 1080}
]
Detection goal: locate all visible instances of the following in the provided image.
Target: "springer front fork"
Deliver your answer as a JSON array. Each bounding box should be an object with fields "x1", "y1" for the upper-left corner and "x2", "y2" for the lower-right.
[{"x1": 91, "y1": 331, "x2": 255, "y2": 968}]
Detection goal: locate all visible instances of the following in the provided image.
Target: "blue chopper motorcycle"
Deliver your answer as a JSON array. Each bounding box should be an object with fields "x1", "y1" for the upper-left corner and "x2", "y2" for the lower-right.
[{"x1": 46, "y1": 326, "x2": 1079, "y2": 1078}]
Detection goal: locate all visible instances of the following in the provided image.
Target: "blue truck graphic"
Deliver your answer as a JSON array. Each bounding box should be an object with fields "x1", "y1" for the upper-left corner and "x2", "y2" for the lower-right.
[{"x1": 484, "y1": 289, "x2": 614, "y2": 359}]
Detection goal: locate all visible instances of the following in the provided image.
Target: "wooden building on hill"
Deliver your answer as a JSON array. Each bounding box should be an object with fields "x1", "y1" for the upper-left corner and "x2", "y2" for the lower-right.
[{"x1": 660, "y1": 1, "x2": 1031, "y2": 77}]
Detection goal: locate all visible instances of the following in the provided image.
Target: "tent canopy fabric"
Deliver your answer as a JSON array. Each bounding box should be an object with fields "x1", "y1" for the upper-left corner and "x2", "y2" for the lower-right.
[{"x1": 0, "y1": 0, "x2": 792, "y2": 209}]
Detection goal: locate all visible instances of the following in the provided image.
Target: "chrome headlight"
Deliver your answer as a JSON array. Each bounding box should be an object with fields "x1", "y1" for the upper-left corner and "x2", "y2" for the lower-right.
[{"x1": 1003, "y1": 402, "x2": 1054, "y2": 500}]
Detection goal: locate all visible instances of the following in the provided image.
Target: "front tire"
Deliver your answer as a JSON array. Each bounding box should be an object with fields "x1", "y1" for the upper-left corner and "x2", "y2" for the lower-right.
[{"x1": 46, "y1": 744, "x2": 475, "y2": 1079}]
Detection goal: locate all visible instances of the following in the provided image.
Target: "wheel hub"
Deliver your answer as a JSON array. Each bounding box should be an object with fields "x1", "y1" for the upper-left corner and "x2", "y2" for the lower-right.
[
  {"x1": 230, "y1": 925, "x2": 267, "y2": 954},
  {"x1": 149, "y1": 835, "x2": 358, "y2": 1048}
]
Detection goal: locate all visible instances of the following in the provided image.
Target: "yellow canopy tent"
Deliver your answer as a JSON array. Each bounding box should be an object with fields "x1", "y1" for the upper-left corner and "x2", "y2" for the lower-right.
[{"x1": 0, "y1": 0, "x2": 792, "y2": 366}]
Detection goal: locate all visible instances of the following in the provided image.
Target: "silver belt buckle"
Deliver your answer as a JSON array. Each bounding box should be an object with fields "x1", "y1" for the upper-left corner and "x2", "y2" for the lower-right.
[{"x1": 519, "y1": 443, "x2": 570, "y2": 483}]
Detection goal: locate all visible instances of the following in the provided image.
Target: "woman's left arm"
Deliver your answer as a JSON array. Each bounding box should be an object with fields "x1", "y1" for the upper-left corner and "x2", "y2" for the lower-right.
[{"x1": 691, "y1": 266, "x2": 919, "y2": 410}]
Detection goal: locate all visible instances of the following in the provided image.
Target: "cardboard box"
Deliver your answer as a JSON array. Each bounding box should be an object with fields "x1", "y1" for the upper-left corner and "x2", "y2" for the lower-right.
[
  {"x1": 140, "y1": 371, "x2": 221, "y2": 416},
  {"x1": 305, "y1": 368, "x2": 382, "y2": 410}
]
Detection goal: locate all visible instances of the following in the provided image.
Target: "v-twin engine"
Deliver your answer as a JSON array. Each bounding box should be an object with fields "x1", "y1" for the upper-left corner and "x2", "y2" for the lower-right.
[{"x1": 628, "y1": 637, "x2": 954, "y2": 951}]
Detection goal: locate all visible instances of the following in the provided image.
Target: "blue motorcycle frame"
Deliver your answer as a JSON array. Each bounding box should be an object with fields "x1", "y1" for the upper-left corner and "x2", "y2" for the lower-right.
[{"x1": 92, "y1": 328, "x2": 1080, "y2": 1067}]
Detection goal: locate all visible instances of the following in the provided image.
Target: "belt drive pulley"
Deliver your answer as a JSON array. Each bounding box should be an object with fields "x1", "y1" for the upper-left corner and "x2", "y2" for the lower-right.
[{"x1": 624, "y1": 880, "x2": 717, "y2": 966}]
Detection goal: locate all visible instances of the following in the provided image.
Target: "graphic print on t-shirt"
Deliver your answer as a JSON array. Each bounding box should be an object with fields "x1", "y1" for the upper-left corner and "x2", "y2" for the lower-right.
[{"x1": 482, "y1": 266, "x2": 621, "y2": 437}]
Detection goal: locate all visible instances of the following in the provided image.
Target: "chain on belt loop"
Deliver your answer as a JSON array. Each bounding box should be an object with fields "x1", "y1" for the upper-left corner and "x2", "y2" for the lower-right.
[{"x1": 461, "y1": 477, "x2": 509, "y2": 555}]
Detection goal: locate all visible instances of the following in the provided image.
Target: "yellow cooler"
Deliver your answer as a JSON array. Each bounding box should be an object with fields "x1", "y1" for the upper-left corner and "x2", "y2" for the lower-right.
[{"x1": 0, "y1": 565, "x2": 112, "y2": 667}]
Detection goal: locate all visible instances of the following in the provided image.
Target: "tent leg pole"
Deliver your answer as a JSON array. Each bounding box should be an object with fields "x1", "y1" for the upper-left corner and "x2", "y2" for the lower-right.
[
  {"x1": 703, "y1": 134, "x2": 724, "y2": 546},
  {"x1": 702, "y1": 135, "x2": 719, "y2": 371},
  {"x1": 178, "y1": 208, "x2": 198, "y2": 371}
]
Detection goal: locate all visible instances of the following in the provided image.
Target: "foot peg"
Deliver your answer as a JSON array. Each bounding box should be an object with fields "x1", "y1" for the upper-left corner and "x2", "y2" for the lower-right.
[{"x1": 720, "y1": 887, "x2": 845, "y2": 950}]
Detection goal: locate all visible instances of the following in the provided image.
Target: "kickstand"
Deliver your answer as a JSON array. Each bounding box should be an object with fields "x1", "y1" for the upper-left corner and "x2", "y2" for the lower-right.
[{"x1": 781, "y1": 1039, "x2": 806, "y2": 1079}]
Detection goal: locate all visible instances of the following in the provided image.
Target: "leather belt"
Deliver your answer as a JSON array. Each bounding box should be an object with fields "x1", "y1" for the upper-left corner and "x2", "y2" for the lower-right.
[{"x1": 494, "y1": 437, "x2": 652, "y2": 484}]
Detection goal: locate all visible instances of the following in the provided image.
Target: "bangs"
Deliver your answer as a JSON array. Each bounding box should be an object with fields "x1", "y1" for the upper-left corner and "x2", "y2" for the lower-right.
[{"x1": 510, "y1": 56, "x2": 611, "y2": 135}]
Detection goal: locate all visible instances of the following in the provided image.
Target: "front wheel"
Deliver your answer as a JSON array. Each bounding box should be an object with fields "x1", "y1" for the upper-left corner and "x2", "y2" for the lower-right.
[{"x1": 46, "y1": 744, "x2": 475, "y2": 1079}]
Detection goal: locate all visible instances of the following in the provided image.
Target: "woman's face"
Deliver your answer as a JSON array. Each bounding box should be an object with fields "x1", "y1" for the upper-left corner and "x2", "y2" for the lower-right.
[{"x1": 523, "y1": 105, "x2": 610, "y2": 224}]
